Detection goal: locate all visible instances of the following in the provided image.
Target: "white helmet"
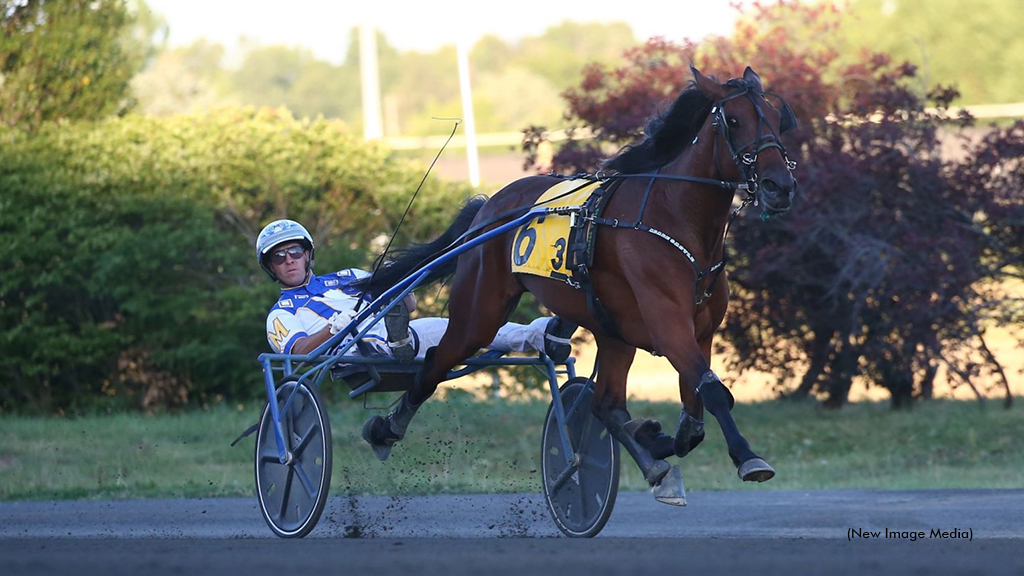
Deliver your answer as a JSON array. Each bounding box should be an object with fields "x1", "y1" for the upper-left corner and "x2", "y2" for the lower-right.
[{"x1": 255, "y1": 219, "x2": 315, "y2": 283}]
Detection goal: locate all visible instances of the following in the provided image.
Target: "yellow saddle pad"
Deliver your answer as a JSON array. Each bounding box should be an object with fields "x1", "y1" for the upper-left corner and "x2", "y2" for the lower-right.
[{"x1": 510, "y1": 179, "x2": 602, "y2": 281}]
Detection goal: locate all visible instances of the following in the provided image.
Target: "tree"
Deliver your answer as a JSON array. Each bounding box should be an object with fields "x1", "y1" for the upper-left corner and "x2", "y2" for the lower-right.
[
  {"x1": 472, "y1": 67, "x2": 564, "y2": 133},
  {"x1": 0, "y1": 109, "x2": 473, "y2": 413},
  {"x1": 131, "y1": 39, "x2": 227, "y2": 116},
  {"x1": 524, "y1": 1, "x2": 1024, "y2": 408},
  {"x1": 231, "y1": 43, "x2": 317, "y2": 110},
  {"x1": 841, "y1": 0, "x2": 1024, "y2": 105},
  {"x1": 0, "y1": 0, "x2": 142, "y2": 130},
  {"x1": 127, "y1": 14, "x2": 642, "y2": 136},
  {"x1": 516, "y1": 21, "x2": 637, "y2": 89}
]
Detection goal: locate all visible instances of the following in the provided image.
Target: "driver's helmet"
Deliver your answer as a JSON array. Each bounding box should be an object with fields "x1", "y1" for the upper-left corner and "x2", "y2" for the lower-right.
[{"x1": 255, "y1": 219, "x2": 315, "y2": 283}]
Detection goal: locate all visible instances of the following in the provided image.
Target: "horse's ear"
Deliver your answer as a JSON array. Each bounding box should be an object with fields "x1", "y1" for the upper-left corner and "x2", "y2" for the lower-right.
[
  {"x1": 691, "y1": 67, "x2": 722, "y2": 98},
  {"x1": 742, "y1": 67, "x2": 763, "y2": 92}
]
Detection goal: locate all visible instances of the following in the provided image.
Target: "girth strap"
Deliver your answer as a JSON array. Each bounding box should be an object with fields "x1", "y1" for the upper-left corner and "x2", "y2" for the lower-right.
[
  {"x1": 582, "y1": 172, "x2": 741, "y2": 307},
  {"x1": 567, "y1": 179, "x2": 624, "y2": 339},
  {"x1": 562, "y1": 169, "x2": 752, "y2": 332},
  {"x1": 588, "y1": 215, "x2": 727, "y2": 306}
]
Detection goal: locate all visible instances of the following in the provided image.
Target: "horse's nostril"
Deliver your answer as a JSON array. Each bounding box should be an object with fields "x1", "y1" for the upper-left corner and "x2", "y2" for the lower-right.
[{"x1": 761, "y1": 176, "x2": 796, "y2": 198}]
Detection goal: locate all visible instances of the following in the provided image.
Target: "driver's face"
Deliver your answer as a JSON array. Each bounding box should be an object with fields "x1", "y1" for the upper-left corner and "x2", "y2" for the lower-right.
[{"x1": 268, "y1": 241, "x2": 309, "y2": 287}]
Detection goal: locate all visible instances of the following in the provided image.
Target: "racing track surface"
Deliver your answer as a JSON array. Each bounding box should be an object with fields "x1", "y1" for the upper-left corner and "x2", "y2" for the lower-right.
[{"x1": 3, "y1": 489, "x2": 1023, "y2": 576}]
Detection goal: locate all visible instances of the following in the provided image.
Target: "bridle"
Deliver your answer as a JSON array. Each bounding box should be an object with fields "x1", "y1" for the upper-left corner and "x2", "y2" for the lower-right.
[
  {"x1": 709, "y1": 80, "x2": 799, "y2": 204},
  {"x1": 582, "y1": 82, "x2": 799, "y2": 307},
  {"x1": 386, "y1": 81, "x2": 801, "y2": 320}
]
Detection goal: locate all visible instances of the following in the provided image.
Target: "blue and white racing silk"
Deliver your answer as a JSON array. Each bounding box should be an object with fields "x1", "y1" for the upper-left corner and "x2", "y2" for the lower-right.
[{"x1": 265, "y1": 269, "x2": 388, "y2": 354}]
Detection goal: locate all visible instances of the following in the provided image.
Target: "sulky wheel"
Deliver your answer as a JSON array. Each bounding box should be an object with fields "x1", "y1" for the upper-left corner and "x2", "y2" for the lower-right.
[
  {"x1": 255, "y1": 376, "x2": 333, "y2": 538},
  {"x1": 541, "y1": 376, "x2": 620, "y2": 538}
]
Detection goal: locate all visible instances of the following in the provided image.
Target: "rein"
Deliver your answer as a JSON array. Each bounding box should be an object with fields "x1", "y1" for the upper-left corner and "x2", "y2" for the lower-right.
[
  {"x1": 583, "y1": 170, "x2": 755, "y2": 306},
  {"x1": 369, "y1": 83, "x2": 796, "y2": 328},
  {"x1": 579, "y1": 84, "x2": 797, "y2": 306},
  {"x1": 713, "y1": 87, "x2": 798, "y2": 191}
]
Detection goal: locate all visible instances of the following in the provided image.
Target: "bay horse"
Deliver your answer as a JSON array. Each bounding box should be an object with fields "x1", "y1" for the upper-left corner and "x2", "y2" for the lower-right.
[{"x1": 360, "y1": 67, "x2": 798, "y2": 487}]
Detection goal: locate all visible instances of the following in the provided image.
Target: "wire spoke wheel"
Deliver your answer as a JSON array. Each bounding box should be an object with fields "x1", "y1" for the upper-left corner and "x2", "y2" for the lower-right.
[
  {"x1": 541, "y1": 377, "x2": 619, "y2": 538},
  {"x1": 255, "y1": 377, "x2": 332, "y2": 538}
]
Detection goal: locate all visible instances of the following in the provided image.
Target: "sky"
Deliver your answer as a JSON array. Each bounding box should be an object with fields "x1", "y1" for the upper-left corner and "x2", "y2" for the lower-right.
[{"x1": 140, "y1": 0, "x2": 752, "y2": 63}]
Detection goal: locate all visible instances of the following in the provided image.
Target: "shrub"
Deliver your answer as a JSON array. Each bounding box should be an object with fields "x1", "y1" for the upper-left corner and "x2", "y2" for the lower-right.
[
  {"x1": 523, "y1": 2, "x2": 1024, "y2": 407},
  {"x1": 0, "y1": 108, "x2": 471, "y2": 412}
]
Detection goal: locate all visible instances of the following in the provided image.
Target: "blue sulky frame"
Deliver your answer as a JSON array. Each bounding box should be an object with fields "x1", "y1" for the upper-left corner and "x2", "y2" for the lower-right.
[{"x1": 257, "y1": 206, "x2": 591, "y2": 473}]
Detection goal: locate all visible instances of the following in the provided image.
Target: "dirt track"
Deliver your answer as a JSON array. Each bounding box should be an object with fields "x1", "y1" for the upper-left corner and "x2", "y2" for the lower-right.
[{"x1": 3, "y1": 489, "x2": 1023, "y2": 575}]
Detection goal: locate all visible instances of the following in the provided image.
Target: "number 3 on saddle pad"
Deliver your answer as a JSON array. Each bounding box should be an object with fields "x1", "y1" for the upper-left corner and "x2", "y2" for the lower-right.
[{"x1": 511, "y1": 179, "x2": 601, "y2": 282}]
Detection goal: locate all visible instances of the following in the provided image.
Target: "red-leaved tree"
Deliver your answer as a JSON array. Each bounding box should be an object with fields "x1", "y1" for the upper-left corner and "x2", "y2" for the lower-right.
[{"x1": 524, "y1": 1, "x2": 1024, "y2": 408}]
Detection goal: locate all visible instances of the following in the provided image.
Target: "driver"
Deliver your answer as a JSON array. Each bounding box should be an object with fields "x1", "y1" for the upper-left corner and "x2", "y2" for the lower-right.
[{"x1": 256, "y1": 219, "x2": 577, "y2": 362}]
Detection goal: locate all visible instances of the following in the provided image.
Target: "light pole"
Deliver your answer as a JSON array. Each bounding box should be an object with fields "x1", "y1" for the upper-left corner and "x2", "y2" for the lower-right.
[
  {"x1": 358, "y1": 23, "x2": 383, "y2": 141},
  {"x1": 456, "y1": 37, "x2": 480, "y2": 187}
]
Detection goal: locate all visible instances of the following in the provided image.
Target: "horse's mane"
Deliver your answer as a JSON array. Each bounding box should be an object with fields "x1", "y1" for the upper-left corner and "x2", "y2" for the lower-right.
[{"x1": 602, "y1": 80, "x2": 715, "y2": 174}]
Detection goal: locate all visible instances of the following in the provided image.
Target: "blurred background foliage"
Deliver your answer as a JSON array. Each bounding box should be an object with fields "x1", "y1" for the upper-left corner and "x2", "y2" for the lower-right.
[
  {"x1": 1, "y1": 0, "x2": 1022, "y2": 412},
  {"x1": 129, "y1": 19, "x2": 639, "y2": 136},
  {"x1": 0, "y1": 108, "x2": 470, "y2": 413},
  {"x1": 839, "y1": 0, "x2": 1024, "y2": 106},
  {"x1": 526, "y1": 1, "x2": 1024, "y2": 408},
  {"x1": 121, "y1": 0, "x2": 1024, "y2": 136}
]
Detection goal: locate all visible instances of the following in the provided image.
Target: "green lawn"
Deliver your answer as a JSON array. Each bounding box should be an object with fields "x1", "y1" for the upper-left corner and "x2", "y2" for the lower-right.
[{"x1": 1, "y1": 394, "x2": 1022, "y2": 501}]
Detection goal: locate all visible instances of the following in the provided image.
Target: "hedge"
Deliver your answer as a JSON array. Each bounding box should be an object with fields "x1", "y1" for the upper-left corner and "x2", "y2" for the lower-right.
[{"x1": 0, "y1": 108, "x2": 471, "y2": 413}]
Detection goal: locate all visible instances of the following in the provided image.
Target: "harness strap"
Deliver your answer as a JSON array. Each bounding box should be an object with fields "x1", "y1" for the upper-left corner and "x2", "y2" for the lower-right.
[
  {"x1": 567, "y1": 179, "x2": 624, "y2": 339},
  {"x1": 552, "y1": 85, "x2": 794, "y2": 316},
  {"x1": 589, "y1": 216, "x2": 725, "y2": 305},
  {"x1": 612, "y1": 172, "x2": 748, "y2": 191},
  {"x1": 578, "y1": 173, "x2": 755, "y2": 307}
]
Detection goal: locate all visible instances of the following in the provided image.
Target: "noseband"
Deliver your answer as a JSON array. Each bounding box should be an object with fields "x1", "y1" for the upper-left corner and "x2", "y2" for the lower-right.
[
  {"x1": 710, "y1": 83, "x2": 798, "y2": 201},
  {"x1": 578, "y1": 83, "x2": 799, "y2": 308}
]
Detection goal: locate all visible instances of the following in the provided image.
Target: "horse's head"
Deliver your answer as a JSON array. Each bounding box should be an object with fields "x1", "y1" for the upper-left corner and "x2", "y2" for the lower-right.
[{"x1": 693, "y1": 67, "x2": 798, "y2": 216}]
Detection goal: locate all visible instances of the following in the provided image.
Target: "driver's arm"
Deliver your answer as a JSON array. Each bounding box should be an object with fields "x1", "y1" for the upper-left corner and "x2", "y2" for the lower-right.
[{"x1": 289, "y1": 327, "x2": 333, "y2": 356}]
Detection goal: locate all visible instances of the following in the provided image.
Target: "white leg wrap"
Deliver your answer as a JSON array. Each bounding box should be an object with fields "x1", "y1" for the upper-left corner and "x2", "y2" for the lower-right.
[
  {"x1": 490, "y1": 317, "x2": 547, "y2": 353},
  {"x1": 388, "y1": 335, "x2": 413, "y2": 348},
  {"x1": 405, "y1": 317, "x2": 548, "y2": 358}
]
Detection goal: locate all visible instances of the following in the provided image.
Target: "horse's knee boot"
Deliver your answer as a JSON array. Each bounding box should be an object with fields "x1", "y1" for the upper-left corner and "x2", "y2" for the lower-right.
[
  {"x1": 387, "y1": 392, "x2": 422, "y2": 439},
  {"x1": 599, "y1": 408, "x2": 670, "y2": 486},
  {"x1": 363, "y1": 392, "x2": 423, "y2": 462},
  {"x1": 698, "y1": 370, "x2": 735, "y2": 413},
  {"x1": 626, "y1": 418, "x2": 675, "y2": 460},
  {"x1": 405, "y1": 347, "x2": 437, "y2": 406},
  {"x1": 672, "y1": 411, "x2": 705, "y2": 458}
]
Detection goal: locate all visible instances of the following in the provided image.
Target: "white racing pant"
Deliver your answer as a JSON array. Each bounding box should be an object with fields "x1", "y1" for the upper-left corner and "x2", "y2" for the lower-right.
[{"x1": 408, "y1": 316, "x2": 550, "y2": 359}]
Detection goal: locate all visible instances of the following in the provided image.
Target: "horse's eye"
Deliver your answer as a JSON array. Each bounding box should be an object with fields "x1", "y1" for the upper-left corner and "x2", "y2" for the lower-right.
[{"x1": 727, "y1": 117, "x2": 740, "y2": 128}]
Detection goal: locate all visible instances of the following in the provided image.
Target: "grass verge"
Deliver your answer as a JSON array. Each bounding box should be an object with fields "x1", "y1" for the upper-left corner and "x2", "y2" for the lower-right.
[{"x1": 1, "y1": 394, "x2": 1022, "y2": 501}]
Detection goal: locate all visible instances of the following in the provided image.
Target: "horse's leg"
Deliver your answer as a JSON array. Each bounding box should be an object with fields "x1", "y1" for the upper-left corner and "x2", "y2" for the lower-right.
[
  {"x1": 696, "y1": 366, "x2": 773, "y2": 481},
  {"x1": 589, "y1": 335, "x2": 670, "y2": 486},
  {"x1": 363, "y1": 249, "x2": 519, "y2": 461},
  {"x1": 681, "y1": 335, "x2": 714, "y2": 453},
  {"x1": 639, "y1": 308, "x2": 773, "y2": 482},
  {"x1": 627, "y1": 340, "x2": 712, "y2": 459},
  {"x1": 696, "y1": 331, "x2": 773, "y2": 480}
]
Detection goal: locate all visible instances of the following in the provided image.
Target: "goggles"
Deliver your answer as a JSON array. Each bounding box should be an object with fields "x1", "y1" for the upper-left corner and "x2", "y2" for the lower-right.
[{"x1": 268, "y1": 245, "x2": 306, "y2": 265}]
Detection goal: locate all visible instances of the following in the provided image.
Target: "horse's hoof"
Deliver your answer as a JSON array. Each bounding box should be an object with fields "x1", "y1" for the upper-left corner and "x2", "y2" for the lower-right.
[
  {"x1": 626, "y1": 419, "x2": 675, "y2": 459},
  {"x1": 737, "y1": 458, "x2": 775, "y2": 482},
  {"x1": 686, "y1": 432, "x2": 705, "y2": 454},
  {"x1": 644, "y1": 459, "x2": 671, "y2": 486},
  {"x1": 672, "y1": 412, "x2": 705, "y2": 458},
  {"x1": 652, "y1": 465, "x2": 687, "y2": 506},
  {"x1": 624, "y1": 418, "x2": 661, "y2": 437},
  {"x1": 543, "y1": 317, "x2": 577, "y2": 363},
  {"x1": 362, "y1": 416, "x2": 397, "y2": 462}
]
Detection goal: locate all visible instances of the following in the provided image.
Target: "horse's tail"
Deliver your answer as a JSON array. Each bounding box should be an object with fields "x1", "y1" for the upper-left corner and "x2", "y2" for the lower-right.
[{"x1": 354, "y1": 196, "x2": 488, "y2": 298}]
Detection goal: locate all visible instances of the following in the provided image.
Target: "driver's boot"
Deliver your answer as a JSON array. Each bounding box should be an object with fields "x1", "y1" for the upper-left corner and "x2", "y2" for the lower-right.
[{"x1": 385, "y1": 304, "x2": 415, "y2": 362}]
